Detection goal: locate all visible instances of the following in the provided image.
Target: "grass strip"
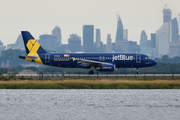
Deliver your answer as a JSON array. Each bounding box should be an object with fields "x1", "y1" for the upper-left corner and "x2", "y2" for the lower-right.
[{"x1": 0, "y1": 80, "x2": 180, "y2": 89}]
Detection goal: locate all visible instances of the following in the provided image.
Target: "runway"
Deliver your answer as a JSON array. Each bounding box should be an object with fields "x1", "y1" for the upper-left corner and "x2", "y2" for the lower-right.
[{"x1": 4, "y1": 73, "x2": 179, "y2": 77}]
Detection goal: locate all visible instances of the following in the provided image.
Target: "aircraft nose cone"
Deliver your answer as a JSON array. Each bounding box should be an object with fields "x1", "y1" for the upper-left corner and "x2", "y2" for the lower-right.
[{"x1": 152, "y1": 60, "x2": 157, "y2": 66}]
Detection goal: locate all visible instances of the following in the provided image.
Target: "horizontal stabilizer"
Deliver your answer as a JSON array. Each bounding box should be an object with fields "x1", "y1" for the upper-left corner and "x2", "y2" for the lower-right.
[{"x1": 21, "y1": 55, "x2": 38, "y2": 60}]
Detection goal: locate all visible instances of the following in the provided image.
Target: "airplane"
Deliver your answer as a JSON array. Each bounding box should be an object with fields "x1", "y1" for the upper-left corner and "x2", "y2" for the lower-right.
[{"x1": 18, "y1": 31, "x2": 157, "y2": 74}]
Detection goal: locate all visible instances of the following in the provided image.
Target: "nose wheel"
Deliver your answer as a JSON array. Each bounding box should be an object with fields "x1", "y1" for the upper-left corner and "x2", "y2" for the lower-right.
[
  {"x1": 136, "y1": 68, "x2": 140, "y2": 75},
  {"x1": 88, "y1": 70, "x2": 94, "y2": 74}
]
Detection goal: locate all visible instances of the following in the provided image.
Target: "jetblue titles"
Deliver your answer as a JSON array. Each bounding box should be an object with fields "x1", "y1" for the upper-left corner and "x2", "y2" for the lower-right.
[{"x1": 112, "y1": 54, "x2": 134, "y2": 61}]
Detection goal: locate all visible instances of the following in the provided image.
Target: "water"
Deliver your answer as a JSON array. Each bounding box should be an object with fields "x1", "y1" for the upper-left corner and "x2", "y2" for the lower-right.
[{"x1": 0, "y1": 90, "x2": 180, "y2": 120}]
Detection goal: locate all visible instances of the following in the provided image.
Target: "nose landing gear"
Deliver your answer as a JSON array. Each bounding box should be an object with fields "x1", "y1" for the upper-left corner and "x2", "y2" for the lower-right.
[{"x1": 136, "y1": 68, "x2": 140, "y2": 75}]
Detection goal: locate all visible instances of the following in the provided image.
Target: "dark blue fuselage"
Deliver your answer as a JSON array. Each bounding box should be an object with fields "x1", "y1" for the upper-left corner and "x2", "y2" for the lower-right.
[{"x1": 35, "y1": 53, "x2": 156, "y2": 68}]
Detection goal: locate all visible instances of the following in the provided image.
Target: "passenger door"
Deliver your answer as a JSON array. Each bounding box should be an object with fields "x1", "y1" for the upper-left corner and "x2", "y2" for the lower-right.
[
  {"x1": 136, "y1": 54, "x2": 141, "y2": 63},
  {"x1": 45, "y1": 54, "x2": 50, "y2": 63}
]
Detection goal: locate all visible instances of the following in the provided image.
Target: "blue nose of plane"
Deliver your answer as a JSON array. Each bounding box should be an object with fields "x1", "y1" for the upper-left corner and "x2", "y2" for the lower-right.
[{"x1": 152, "y1": 60, "x2": 157, "y2": 66}]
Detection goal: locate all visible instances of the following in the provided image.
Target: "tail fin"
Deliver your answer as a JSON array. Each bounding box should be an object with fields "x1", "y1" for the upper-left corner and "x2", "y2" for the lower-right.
[
  {"x1": 21, "y1": 31, "x2": 47, "y2": 54},
  {"x1": 21, "y1": 31, "x2": 47, "y2": 64}
]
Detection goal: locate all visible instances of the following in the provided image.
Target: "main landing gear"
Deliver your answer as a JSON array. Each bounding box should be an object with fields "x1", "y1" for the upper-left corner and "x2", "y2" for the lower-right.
[
  {"x1": 88, "y1": 70, "x2": 94, "y2": 74},
  {"x1": 136, "y1": 68, "x2": 140, "y2": 75}
]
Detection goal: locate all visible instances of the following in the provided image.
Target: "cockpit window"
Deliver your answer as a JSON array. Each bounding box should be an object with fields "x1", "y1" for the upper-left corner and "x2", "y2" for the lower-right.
[
  {"x1": 149, "y1": 56, "x2": 153, "y2": 59},
  {"x1": 145, "y1": 56, "x2": 153, "y2": 59}
]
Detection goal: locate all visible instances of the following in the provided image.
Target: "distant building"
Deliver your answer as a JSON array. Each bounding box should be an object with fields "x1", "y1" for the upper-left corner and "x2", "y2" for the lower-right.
[
  {"x1": 52, "y1": 26, "x2": 62, "y2": 46},
  {"x1": 128, "y1": 41, "x2": 137, "y2": 53},
  {"x1": 178, "y1": 14, "x2": 180, "y2": 35},
  {"x1": 115, "y1": 40, "x2": 137, "y2": 53},
  {"x1": 168, "y1": 41, "x2": 180, "y2": 58},
  {"x1": 7, "y1": 35, "x2": 24, "y2": 50},
  {"x1": 0, "y1": 40, "x2": 6, "y2": 55},
  {"x1": 95, "y1": 29, "x2": 102, "y2": 52},
  {"x1": 103, "y1": 44, "x2": 106, "y2": 52},
  {"x1": 1, "y1": 61, "x2": 5, "y2": 68},
  {"x1": 115, "y1": 15, "x2": 124, "y2": 52},
  {"x1": 123, "y1": 29, "x2": 128, "y2": 40},
  {"x1": 115, "y1": 15, "x2": 123, "y2": 42},
  {"x1": 106, "y1": 34, "x2": 112, "y2": 52},
  {"x1": 6, "y1": 60, "x2": 10, "y2": 68},
  {"x1": 136, "y1": 45, "x2": 140, "y2": 53},
  {"x1": 38, "y1": 34, "x2": 58, "y2": 51},
  {"x1": 151, "y1": 33, "x2": 156, "y2": 48},
  {"x1": 151, "y1": 33, "x2": 157, "y2": 58},
  {"x1": 118, "y1": 41, "x2": 129, "y2": 52},
  {"x1": 171, "y1": 18, "x2": 179, "y2": 42},
  {"x1": 155, "y1": 8, "x2": 171, "y2": 58},
  {"x1": 156, "y1": 22, "x2": 170, "y2": 57},
  {"x1": 163, "y1": 8, "x2": 172, "y2": 23},
  {"x1": 141, "y1": 30, "x2": 147, "y2": 40},
  {"x1": 83, "y1": 25, "x2": 94, "y2": 52},
  {"x1": 0, "y1": 60, "x2": 10, "y2": 68},
  {"x1": 112, "y1": 43, "x2": 115, "y2": 52},
  {"x1": 140, "y1": 30, "x2": 152, "y2": 56},
  {"x1": 68, "y1": 34, "x2": 81, "y2": 52},
  {"x1": 95, "y1": 29, "x2": 101, "y2": 48}
]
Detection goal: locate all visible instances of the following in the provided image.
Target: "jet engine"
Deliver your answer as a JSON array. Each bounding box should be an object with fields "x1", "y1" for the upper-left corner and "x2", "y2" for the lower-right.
[{"x1": 96, "y1": 65, "x2": 117, "y2": 72}]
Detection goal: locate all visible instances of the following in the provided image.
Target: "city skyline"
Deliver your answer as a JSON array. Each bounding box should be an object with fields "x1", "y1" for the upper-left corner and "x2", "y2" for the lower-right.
[{"x1": 0, "y1": 0, "x2": 180, "y2": 46}]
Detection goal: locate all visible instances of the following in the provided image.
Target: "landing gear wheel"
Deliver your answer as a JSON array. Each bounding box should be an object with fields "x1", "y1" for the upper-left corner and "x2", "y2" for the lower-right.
[
  {"x1": 136, "y1": 71, "x2": 140, "y2": 75},
  {"x1": 88, "y1": 70, "x2": 94, "y2": 74},
  {"x1": 136, "y1": 68, "x2": 140, "y2": 75}
]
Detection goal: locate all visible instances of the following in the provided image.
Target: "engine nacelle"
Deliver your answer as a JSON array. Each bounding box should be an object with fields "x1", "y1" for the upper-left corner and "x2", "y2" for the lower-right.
[{"x1": 96, "y1": 65, "x2": 117, "y2": 72}]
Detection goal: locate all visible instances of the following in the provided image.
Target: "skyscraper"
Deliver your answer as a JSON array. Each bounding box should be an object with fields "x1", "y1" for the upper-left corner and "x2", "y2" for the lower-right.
[
  {"x1": 68, "y1": 34, "x2": 81, "y2": 52},
  {"x1": 140, "y1": 30, "x2": 152, "y2": 55},
  {"x1": 156, "y1": 8, "x2": 171, "y2": 57},
  {"x1": 52, "y1": 26, "x2": 62, "y2": 46},
  {"x1": 151, "y1": 33, "x2": 156, "y2": 48},
  {"x1": 178, "y1": 14, "x2": 180, "y2": 35},
  {"x1": 95, "y1": 29, "x2": 102, "y2": 52},
  {"x1": 141, "y1": 30, "x2": 147, "y2": 40},
  {"x1": 95, "y1": 29, "x2": 101, "y2": 48},
  {"x1": 115, "y1": 15, "x2": 124, "y2": 52},
  {"x1": 83, "y1": 25, "x2": 94, "y2": 52},
  {"x1": 171, "y1": 18, "x2": 179, "y2": 42},
  {"x1": 38, "y1": 34, "x2": 58, "y2": 51},
  {"x1": 123, "y1": 29, "x2": 128, "y2": 40},
  {"x1": 115, "y1": 15, "x2": 123, "y2": 42},
  {"x1": 106, "y1": 34, "x2": 112, "y2": 52},
  {"x1": 156, "y1": 22, "x2": 170, "y2": 57},
  {"x1": 163, "y1": 8, "x2": 172, "y2": 23},
  {"x1": 168, "y1": 17, "x2": 180, "y2": 58}
]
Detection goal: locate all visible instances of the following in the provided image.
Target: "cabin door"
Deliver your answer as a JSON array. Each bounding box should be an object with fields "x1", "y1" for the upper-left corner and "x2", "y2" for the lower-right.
[
  {"x1": 136, "y1": 54, "x2": 141, "y2": 63},
  {"x1": 45, "y1": 54, "x2": 50, "y2": 63}
]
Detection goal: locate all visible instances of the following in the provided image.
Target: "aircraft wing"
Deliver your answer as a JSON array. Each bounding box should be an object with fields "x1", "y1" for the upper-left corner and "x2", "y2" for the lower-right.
[{"x1": 73, "y1": 57, "x2": 112, "y2": 67}]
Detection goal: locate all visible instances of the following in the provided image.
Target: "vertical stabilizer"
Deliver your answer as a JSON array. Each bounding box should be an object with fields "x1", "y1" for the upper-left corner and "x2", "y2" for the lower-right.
[
  {"x1": 21, "y1": 31, "x2": 47, "y2": 64},
  {"x1": 21, "y1": 31, "x2": 47, "y2": 54}
]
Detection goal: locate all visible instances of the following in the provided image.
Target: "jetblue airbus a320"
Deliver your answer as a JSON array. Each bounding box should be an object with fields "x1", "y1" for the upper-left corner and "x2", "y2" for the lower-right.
[{"x1": 18, "y1": 31, "x2": 157, "y2": 74}]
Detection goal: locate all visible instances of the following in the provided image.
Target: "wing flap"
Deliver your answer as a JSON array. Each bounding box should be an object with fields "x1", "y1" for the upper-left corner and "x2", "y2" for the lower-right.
[{"x1": 74, "y1": 58, "x2": 112, "y2": 67}]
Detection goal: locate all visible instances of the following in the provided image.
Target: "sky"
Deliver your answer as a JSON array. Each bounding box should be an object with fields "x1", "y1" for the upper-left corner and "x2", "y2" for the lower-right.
[{"x1": 0, "y1": 0, "x2": 180, "y2": 46}]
